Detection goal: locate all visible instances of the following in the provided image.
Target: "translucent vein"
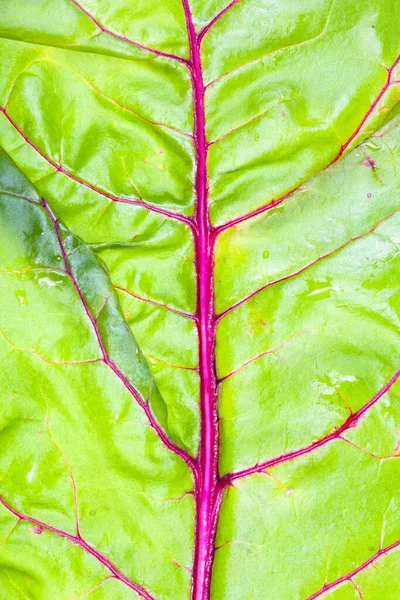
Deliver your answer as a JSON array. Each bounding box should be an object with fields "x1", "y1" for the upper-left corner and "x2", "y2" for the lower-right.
[
  {"x1": 68, "y1": 577, "x2": 114, "y2": 600},
  {"x1": 0, "y1": 328, "x2": 102, "y2": 367},
  {"x1": 208, "y1": 96, "x2": 291, "y2": 146}
]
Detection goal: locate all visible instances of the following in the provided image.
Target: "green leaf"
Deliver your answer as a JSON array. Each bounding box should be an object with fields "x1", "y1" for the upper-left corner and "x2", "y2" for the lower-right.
[{"x1": 0, "y1": 1, "x2": 400, "y2": 599}]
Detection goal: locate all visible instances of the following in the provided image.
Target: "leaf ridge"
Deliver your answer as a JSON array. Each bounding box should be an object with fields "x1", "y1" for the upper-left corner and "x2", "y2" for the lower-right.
[
  {"x1": 0, "y1": 33, "x2": 178, "y2": 65},
  {"x1": 0, "y1": 496, "x2": 156, "y2": 600}
]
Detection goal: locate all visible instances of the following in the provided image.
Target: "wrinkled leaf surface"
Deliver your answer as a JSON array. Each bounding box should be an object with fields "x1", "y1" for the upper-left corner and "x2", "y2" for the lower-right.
[{"x1": 0, "y1": 1, "x2": 400, "y2": 599}]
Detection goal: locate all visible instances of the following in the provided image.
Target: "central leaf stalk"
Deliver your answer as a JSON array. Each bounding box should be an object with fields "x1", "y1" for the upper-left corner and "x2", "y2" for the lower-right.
[{"x1": 182, "y1": 2, "x2": 221, "y2": 598}]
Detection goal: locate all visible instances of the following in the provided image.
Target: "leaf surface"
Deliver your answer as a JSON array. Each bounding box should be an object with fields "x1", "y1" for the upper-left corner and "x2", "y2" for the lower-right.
[{"x1": 0, "y1": 1, "x2": 400, "y2": 599}]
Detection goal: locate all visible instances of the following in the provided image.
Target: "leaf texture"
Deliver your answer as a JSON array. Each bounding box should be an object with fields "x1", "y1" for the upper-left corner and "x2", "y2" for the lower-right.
[{"x1": 0, "y1": 1, "x2": 400, "y2": 599}]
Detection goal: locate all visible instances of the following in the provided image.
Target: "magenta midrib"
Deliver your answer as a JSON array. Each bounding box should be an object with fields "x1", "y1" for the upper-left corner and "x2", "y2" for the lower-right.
[{"x1": 181, "y1": 2, "x2": 220, "y2": 599}]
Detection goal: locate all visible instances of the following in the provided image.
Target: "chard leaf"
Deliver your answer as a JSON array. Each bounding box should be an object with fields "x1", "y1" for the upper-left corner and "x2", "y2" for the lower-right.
[{"x1": 0, "y1": 1, "x2": 400, "y2": 599}]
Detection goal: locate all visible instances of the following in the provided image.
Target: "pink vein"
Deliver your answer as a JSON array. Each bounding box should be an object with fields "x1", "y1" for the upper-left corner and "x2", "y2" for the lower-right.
[
  {"x1": 197, "y1": 0, "x2": 241, "y2": 45},
  {"x1": 115, "y1": 285, "x2": 197, "y2": 321},
  {"x1": 69, "y1": 0, "x2": 190, "y2": 66},
  {"x1": 41, "y1": 199, "x2": 198, "y2": 478},
  {"x1": 213, "y1": 52, "x2": 400, "y2": 235},
  {"x1": 0, "y1": 496, "x2": 156, "y2": 600},
  {"x1": 329, "y1": 56, "x2": 400, "y2": 167},
  {"x1": 222, "y1": 366, "x2": 400, "y2": 484},
  {"x1": 216, "y1": 206, "x2": 400, "y2": 321},
  {"x1": 0, "y1": 107, "x2": 195, "y2": 229},
  {"x1": 307, "y1": 540, "x2": 400, "y2": 599}
]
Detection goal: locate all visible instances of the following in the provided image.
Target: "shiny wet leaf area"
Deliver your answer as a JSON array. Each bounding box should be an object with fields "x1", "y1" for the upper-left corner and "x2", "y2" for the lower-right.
[{"x1": 0, "y1": 1, "x2": 400, "y2": 599}]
